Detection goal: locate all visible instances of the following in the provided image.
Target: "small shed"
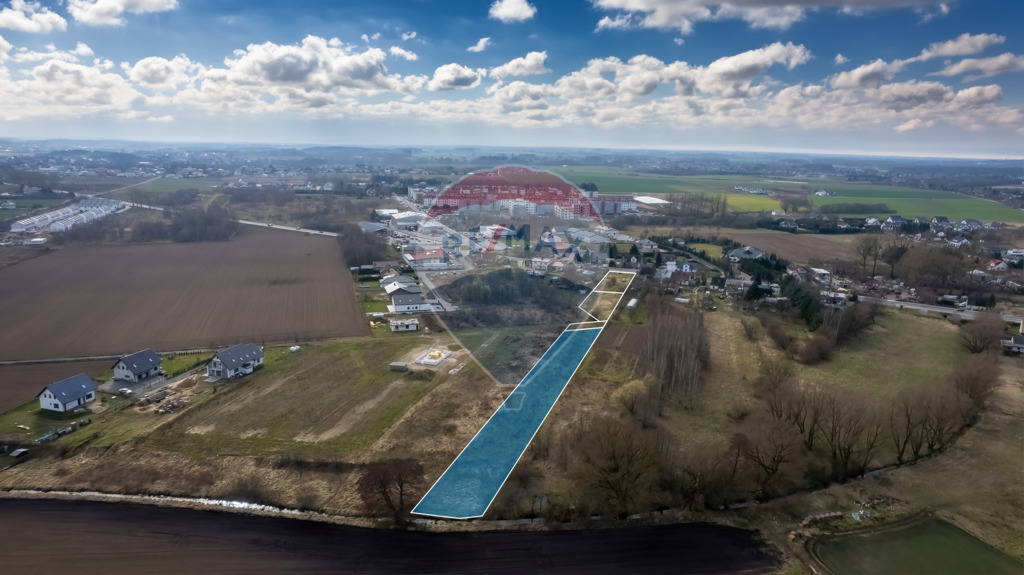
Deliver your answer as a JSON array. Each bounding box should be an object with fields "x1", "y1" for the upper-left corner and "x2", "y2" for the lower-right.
[
  {"x1": 389, "y1": 362, "x2": 409, "y2": 372},
  {"x1": 625, "y1": 298, "x2": 639, "y2": 309}
]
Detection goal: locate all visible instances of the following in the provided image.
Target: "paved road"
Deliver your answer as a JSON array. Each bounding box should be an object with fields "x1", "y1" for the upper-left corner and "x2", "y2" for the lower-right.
[{"x1": 861, "y1": 296, "x2": 1023, "y2": 323}]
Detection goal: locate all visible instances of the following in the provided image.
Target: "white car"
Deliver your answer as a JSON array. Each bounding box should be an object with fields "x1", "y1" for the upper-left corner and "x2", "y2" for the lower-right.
[{"x1": 118, "y1": 388, "x2": 133, "y2": 396}]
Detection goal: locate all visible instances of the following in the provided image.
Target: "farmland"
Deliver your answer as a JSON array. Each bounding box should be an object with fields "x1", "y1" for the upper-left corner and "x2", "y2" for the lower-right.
[
  {"x1": 541, "y1": 166, "x2": 1021, "y2": 221},
  {"x1": 0, "y1": 360, "x2": 111, "y2": 413},
  {"x1": 0, "y1": 226, "x2": 367, "y2": 361}
]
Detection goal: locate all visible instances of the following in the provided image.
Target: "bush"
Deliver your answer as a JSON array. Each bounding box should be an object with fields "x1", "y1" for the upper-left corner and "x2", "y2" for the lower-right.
[{"x1": 798, "y1": 334, "x2": 834, "y2": 365}]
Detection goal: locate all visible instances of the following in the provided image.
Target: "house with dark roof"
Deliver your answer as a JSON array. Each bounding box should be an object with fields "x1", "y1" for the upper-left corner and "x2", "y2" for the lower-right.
[
  {"x1": 113, "y1": 348, "x2": 161, "y2": 383},
  {"x1": 390, "y1": 293, "x2": 429, "y2": 313},
  {"x1": 728, "y1": 245, "x2": 766, "y2": 262},
  {"x1": 207, "y1": 343, "x2": 263, "y2": 379},
  {"x1": 38, "y1": 373, "x2": 97, "y2": 412}
]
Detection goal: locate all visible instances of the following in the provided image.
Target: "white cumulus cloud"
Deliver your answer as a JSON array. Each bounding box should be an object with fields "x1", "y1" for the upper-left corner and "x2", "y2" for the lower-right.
[
  {"x1": 930, "y1": 52, "x2": 1024, "y2": 80},
  {"x1": 389, "y1": 46, "x2": 418, "y2": 61},
  {"x1": 427, "y1": 63, "x2": 483, "y2": 91},
  {"x1": 68, "y1": 0, "x2": 179, "y2": 27},
  {"x1": 401, "y1": 31, "x2": 417, "y2": 41},
  {"x1": 914, "y1": 32, "x2": 1005, "y2": 62},
  {"x1": 834, "y1": 53, "x2": 849, "y2": 65},
  {"x1": 467, "y1": 37, "x2": 491, "y2": 53},
  {"x1": 590, "y1": 0, "x2": 956, "y2": 34},
  {"x1": 489, "y1": 0, "x2": 536, "y2": 23},
  {"x1": 0, "y1": 0, "x2": 66, "y2": 33},
  {"x1": 489, "y1": 51, "x2": 549, "y2": 79}
]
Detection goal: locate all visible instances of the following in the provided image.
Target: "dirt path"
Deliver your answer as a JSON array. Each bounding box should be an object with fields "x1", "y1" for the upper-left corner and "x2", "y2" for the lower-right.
[{"x1": 0, "y1": 499, "x2": 779, "y2": 574}]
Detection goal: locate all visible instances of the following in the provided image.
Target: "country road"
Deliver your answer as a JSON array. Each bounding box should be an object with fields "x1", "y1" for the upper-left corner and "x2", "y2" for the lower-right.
[{"x1": 861, "y1": 296, "x2": 1023, "y2": 323}]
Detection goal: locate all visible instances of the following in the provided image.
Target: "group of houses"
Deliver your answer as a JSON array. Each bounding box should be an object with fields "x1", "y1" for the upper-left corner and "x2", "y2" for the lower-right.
[{"x1": 35, "y1": 344, "x2": 264, "y2": 413}]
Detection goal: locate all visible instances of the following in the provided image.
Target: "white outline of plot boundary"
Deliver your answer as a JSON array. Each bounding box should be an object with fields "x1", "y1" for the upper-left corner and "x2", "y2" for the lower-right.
[{"x1": 412, "y1": 270, "x2": 636, "y2": 519}]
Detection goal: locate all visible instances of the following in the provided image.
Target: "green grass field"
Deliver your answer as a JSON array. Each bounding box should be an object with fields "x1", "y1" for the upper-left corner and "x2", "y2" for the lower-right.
[
  {"x1": 145, "y1": 337, "x2": 438, "y2": 458},
  {"x1": 105, "y1": 177, "x2": 225, "y2": 202},
  {"x1": 686, "y1": 243, "x2": 724, "y2": 259},
  {"x1": 799, "y1": 311, "x2": 967, "y2": 400},
  {"x1": 540, "y1": 166, "x2": 1020, "y2": 221},
  {"x1": 817, "y1": 517, "x2": 1022, "y2": 575}
]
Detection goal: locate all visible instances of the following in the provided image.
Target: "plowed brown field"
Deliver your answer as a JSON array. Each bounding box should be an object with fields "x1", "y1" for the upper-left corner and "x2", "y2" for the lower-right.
[{"x1": 0, "y1": 227, "x2": 367, "y2": 362}]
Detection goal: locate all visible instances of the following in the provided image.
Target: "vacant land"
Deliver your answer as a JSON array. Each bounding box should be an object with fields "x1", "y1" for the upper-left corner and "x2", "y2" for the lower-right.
[
  {"x1": 622, "y1": 225, "x2": 860, "y2": 263},
  {"x1": 0, "y1": 360, "x2": 111, "y2": 413},
  {"x1": 542, "y1": 167, "x2": 1019, "y2": 221},
  {"x1": 0, "y1": 226, "x2": 366, "y2": 361},
  {"x1": 813, "y1": 516, "x2": 1022, "y2": 575}
]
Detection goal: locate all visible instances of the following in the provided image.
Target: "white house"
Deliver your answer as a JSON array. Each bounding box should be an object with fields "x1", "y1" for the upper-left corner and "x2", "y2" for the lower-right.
[
  {"x1": 207, "y1": 343, "x2": 263, "y2": 379},
  {"x1": 403, "y1": 248, "x2": 450, "y2": 270},
  {"x1": 390, "y1": 318, "x2": 420, "y2": 332},
  {"x1": 987, "y1": 259, "x2": 1008, "y2": 272},
  {"x1": 113, "y1": 348, "x2": 161, "y2": 383},
  {"x1": 390, "y1": 293, "x2": 429, "y2": 313},
  {"x1": 38, "y1": 373, "x2": 97, "y2": 412}
]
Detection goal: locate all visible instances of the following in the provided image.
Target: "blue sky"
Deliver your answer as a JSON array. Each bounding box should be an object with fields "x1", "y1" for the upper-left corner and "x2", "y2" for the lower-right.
[{"x1": 0, "y1": 0, "x2": 1022, "y2": 157}]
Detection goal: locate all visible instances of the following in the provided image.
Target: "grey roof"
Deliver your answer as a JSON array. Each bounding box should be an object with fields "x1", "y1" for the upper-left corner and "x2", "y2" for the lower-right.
[
  {"x1": 115, "y1": 348, "x2": 161, "y2": 376},
  {"x1": 391, "y1": 294, "x2": 426, "y2": 306},
  {"x1": 40, "y1": 373, "x2": 97, "y2": 404},
  {"x1": 214, "y1": 343, "x2": 263, "y2": 371},
  {"x1": 391, "y1": 285, "x2": 422, "y2": 294},
  {"x1": 729, "y1": 246, "x2": 766, "y2": 260}
]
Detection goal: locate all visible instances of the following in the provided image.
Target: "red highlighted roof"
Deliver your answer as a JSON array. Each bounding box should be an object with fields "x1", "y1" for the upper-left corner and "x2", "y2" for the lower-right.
[{"x1": 425, "y1": 166, "x2": 603, "y2": 223}]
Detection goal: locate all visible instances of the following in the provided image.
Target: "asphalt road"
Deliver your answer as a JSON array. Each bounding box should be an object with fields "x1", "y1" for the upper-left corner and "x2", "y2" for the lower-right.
[{"x1": 0, "y1": 499, "x2": 779, "y2": 575}]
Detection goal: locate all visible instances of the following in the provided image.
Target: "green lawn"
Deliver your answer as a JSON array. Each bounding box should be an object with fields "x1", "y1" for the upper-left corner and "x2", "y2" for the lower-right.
[
  {"x1": 105, "y1": 177, "x2": 225, "y2": 202},
  {"x1": 799, "y1": 310, "x2": 967, "y2": 400},
  {"x1": 361, "y1": 300, "x2": 389, "y2": 313},
  {"x1": 686, "y1": 243, "x2": 723, "y2": 259},
  {"x1": 817, "y1": 517, "x2": 1022, "y2": 575},
  {"x1": 0, "y1": 392, "x2": 137, "y2": 448},
  {"x1": 161, "y1": 352, "x2": 213, "y2": 377},
  {"x1": 539, "y1": 166, "x2": 1020, "y2": 221}
]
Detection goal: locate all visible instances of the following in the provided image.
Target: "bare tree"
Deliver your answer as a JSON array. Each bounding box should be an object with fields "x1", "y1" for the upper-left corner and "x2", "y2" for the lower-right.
[
  {"x1": 643, "y1": 300, "x2": 710, "y2": 407},
  {"x1": 880, "y1": 237, "x2": 910, "y2": 279},
  {"x1": 574, "y1": 416, "x2": 661, "y2": 516},
  {"x1": 738, "y1": 414, "x2": 801, "y2": 496},
  {"x1": 922, "y1": 388, "x2": 969, "y2": 452},
  {"x1": 817, "y1": 388, "x2": 875, "y2": 480},
  {"x1": 957, "y1": 314, "x2": 1006, "y2": 354},
  {"x1": 888, "y1": 389, "x2": 923, "y2": 464},
  {"x1": 356, "y1": 458, "x2": 425, "y2": 525},
  {"x1": 949, "y1": 353, "x2": 1002, "y2": 412},
  {"x1": 854, "y1": 235, "x2": 880, "y2": 275}
]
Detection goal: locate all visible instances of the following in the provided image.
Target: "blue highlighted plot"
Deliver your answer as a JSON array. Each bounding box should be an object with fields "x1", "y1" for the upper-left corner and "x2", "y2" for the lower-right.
[{"x1": 413, "y1": 327, "x2": 602, "y2": 519}]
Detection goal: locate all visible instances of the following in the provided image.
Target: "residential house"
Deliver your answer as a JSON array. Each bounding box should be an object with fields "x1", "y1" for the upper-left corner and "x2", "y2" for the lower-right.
[
  {"x1": 984, "y1": 221, "x2": 1005, "y2": 230},
  {"x1": 390, "y1": 293, "x2": 429, "y2": 313},
  {"x1": 728, "y1": 245, "x2": 766, "y2": 262},
  {"x1": 112, "y1": 349, "x2": 161, "y2": 383},
  {"x1": 1002, "y1": 334, "x2": 1024, "y2": 355},
  {"x1": 947, "y1": 236, "x2": 972, "y2": 248},
  {"x1": 864, "y1": 218, "x2": 882, "y2": 228},
  {"x1": 384, "y1": 281, "x2": 422, "y2": 297},
  {"x1": 654, "y1": 260, "x2": 677, "y2": 280},
  {"x1": 914, "y1": 217, "x2": 930, "y2": 227},
  {"x1": 390, "y1": 318, "x2": 420, "y2": 332},
  {"x1": 38, "y1": 373, "x2": 97, "y2": 412},
  {"x1": 777, "y1": 219, "x2": 798, "y2": 231},
  {"x1": 987, "y1": 259, "x2": 1008, "y2": 272},
  {"x1": 810, "y1": 267, "x2": 832, "y2": 283},
  {"x1": 958, "y1": 219, "x2": 983, "y2": 231},
  {"x1": 931, "y1": 216, "x2": 950, "y2": 226},
  {"x1": 882, "y1": 215, "x2": 906, "y2": 231},
  {"x1": 0, "y1": 200, "x2": 15, "y2": 209},
  {"x1": 635, "y1": 239, "x2": 659, "y2": 255},
  {"x1": 207, "y1": 343, "x2": 263, "y2": 379},
  {"x1": 403, "y1": 248, "x2": 450, "y2": 270}
]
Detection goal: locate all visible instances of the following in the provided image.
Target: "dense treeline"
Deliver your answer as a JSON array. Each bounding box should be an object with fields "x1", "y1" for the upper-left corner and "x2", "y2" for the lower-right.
[
  {"x1": 337, "y1": 223, "x2": 387, "y2": 266},
  {"x1": 132, "y1": 202, "x2": 237, "y2": 242},
  {"x1": 818, "y1": 202, "x2": 895, "y2": 214}
]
